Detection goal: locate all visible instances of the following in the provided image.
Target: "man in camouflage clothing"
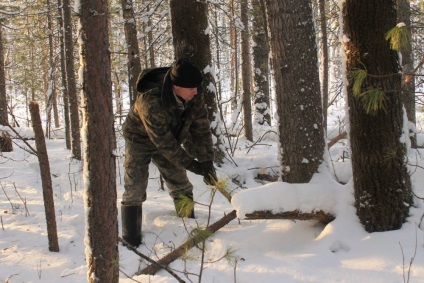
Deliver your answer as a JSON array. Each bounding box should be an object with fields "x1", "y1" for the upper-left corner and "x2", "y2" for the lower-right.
[{"x1": 121, "y1": 58, "x2": 217, "y2": 247}]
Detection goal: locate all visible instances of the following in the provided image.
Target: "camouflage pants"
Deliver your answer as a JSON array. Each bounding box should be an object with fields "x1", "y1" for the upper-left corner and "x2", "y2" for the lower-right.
[{"x1": 122, "y1": 139, "x2": 193, "y2": 206}]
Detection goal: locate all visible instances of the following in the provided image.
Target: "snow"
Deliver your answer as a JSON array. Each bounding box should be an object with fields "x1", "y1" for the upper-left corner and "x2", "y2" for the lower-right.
[{"x1": 1, "y1": 118, "x2": 424, "y2": 282}]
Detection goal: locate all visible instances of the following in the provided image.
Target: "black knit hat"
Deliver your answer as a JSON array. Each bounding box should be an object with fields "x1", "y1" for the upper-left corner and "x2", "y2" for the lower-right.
[{"x1": 170, "y1": 58, "x2": 203, "y2": 88}]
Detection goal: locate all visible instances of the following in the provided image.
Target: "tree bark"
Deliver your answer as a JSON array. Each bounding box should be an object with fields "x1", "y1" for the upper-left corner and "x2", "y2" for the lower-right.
[
  {"x1": 0, "y1": 22, "x2": 8, "y2": 126},
  {"x1": 319, "y1": 0, "x2": 329, "y2": 131},
  {"x1": 57, "y1": 0, "x2": 71, "y2": 149},
  {"x1": 46, "y1": 0, "x2": 57, "y2": 137},
  {"x1": 252, "y1": 0, "x2": 271, "y2": 126},
  {"x1": 63, "y1": 0, "x2": 81, "y2": 160},
  {"x1": 121, "y1": 0, "x2": 142, "y2": 107},
  {"x1": 230, "y1": 0, "x2": 239, "y2": 111},
  {"x1": 342, "y1": 0, "x2": 412, "y2": 232},
  {"x1": 265, "y1": 0, "x2": 325, "y2": 183},
  {"x1": 241, "y1": 0, "x2": 253, "y2": 141},
  {"x1": 77, "y1": 0, "x2": 119, "y2": 281},
  {"x1": 29, "y1": 101, "x2": 59, "y2": 252},
  {"x1": 170, "y1": 0, "x2": 226, "y2": 163}
]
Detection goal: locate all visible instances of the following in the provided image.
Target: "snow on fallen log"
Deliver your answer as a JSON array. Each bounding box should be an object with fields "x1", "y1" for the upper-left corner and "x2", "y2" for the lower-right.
[{"x1": 231, "y1": 181, "x2": 339, "y2": 221}]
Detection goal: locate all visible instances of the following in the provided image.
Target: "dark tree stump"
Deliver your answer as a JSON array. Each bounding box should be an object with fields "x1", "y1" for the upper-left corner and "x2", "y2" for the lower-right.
[{"x1": 0, "y1": 131, "x2": 12, "y2": 152}]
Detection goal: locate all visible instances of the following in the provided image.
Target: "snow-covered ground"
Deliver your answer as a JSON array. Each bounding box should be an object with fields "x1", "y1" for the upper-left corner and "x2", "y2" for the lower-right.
[{"x1": 1, "y1": 119, "x2": 424, "y2": 282}]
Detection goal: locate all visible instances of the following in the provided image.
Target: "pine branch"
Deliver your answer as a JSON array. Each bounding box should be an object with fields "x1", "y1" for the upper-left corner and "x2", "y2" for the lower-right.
[{"x1": 135, "y1": 210, "x2": 238, "y2": 276}]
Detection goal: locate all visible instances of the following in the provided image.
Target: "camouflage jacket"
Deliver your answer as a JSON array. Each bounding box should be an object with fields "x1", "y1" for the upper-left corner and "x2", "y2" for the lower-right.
[{"x1": 122, "y1": 67, "x2": 214, "y2": 168}]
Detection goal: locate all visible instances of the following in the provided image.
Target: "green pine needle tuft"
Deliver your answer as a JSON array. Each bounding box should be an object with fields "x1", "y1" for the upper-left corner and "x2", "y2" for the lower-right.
[
  {"x1": 385, "y1": 24, "x2": 410, "y2": 52},
  {"x1": 359, "y1": 88, "x2": 387, "y2": 114},
  {"x1": 174, "y1": 194, "x2": 195, "y2": 218},
  {"x1": 214, "y1": 178, "x2": 232, "y2": 202},
  {"x1": 350, "y1": 69, "x2": 367, "y2": 97},
  {"x1": 190, "y1": 227, "x2": 213, "y2": 242}
]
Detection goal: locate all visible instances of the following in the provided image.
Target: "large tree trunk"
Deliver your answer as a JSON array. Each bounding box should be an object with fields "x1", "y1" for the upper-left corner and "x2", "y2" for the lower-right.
[
  {"x1": 266, "y1": 0, "x2": 325, "y2": 183},
  {"x1": 252, "y1": 0, "x2": 271, "y2": 126},
  {"x1": 77, "y1": 0, "x2": 119, "y2": 281},
  {"x1": 241, "y1": 0, "x2": 253, "y2": 142},
  {"x1": 170, "y1": 0, "x2": 226, "y2": 163},
  {"x1": 121, "y1": 0, "x2": 142, "y2": 107},
  {"x1": 342, "y1": 0, "x2": 412, "y2": 232},
  {"x1": 397, "y1": 0, "x2": 416, "y2": 148},
  {"x1": 63, "y1": 0, "x2": 81, "y2": 160}
]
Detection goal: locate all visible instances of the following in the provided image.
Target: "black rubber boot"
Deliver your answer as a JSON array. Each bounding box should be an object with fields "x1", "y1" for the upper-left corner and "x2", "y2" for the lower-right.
[
  {"x1": 121, "y1": 205, "x2": 142, "y2": 248},
  {"x1": 174, "y1": 193, "x2": 195, "y2": 219}
]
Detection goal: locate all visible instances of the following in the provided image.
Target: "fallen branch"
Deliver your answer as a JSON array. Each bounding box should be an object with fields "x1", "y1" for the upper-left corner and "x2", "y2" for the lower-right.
[
  {"x1": 327, "y1": 131, "x2": 347, "y2": 148},
  {"x1": 244, "y1": 210, "x2": 335, "y2": 224},
  {"x1": 119, "y1": 237, "x2": 186, "y2": 283},
  {"x1": 136, "y1": 210, "x2": 238, "y2": 276},
  {"x1": 255, "y1": 173, "x2": 278, "y2": 182}
]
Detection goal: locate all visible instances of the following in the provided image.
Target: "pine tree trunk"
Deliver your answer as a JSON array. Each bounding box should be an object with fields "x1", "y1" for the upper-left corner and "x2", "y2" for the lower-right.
[
  {"x1": 266, "y1": 0, "x2": 325, "y2": 183},
  {"x1": 252, "y1": 0, "x2": 271, "y2": 126},
  {"x1": 170, "y1": 0, "x2": 226, "y2": 163},
  {"x1": 0, "y1": 22, "x2": 8, "y2": 126},
  {"x1": 46, "y1": 0, "x2": 60, "y2": 130},
  {"x1": 241, "y1": 0, "x2": 253, "y2": 142},
  {"x1": 63, "y1": 0, "x2": 81, "y2": 160},
  {"x1": 230, "y1": 0, "x2": 238, "y2": 111},
  {"x1": 29, "y1": 101, "x2": 59, "y2": 252},
  {"x1": 319, "y1": 0, "x2": 329, "y2": 131},
  {"x1": 77, "y1": 1, "x2": 119, "y2": 281},
  {"x1": 57, "y1": 0, "x2": 71, "y2": 149},
  {"x1": 121, "y1": 0, "x2": 142, "y2": 107},
  {"x1": 342, "y1": 0, "x2": 412, "y2": 232},
  {"x1": 145, "y1": 0, "x2": 156, "y2": 68}
]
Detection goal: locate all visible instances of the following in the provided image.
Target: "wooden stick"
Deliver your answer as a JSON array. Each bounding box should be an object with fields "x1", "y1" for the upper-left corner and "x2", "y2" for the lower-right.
[
  {"x1": 136, "y1": 210, "x2": 237, "y2": 276},
  {"x1": 119, "y1": 237, "x2": 186, "y2": 283},
  {"x1": 327, "y1": 131, "x2": 347, "y2": 148}
]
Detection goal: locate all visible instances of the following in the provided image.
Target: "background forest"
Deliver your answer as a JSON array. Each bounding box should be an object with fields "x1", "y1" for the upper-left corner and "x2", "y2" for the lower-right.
[
  {"x1": 1, "y1": 1, "x2": 424, "y2": 147},
  {"x1": 1, "y1": 0, "x2": 424, "y2": 282}
]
